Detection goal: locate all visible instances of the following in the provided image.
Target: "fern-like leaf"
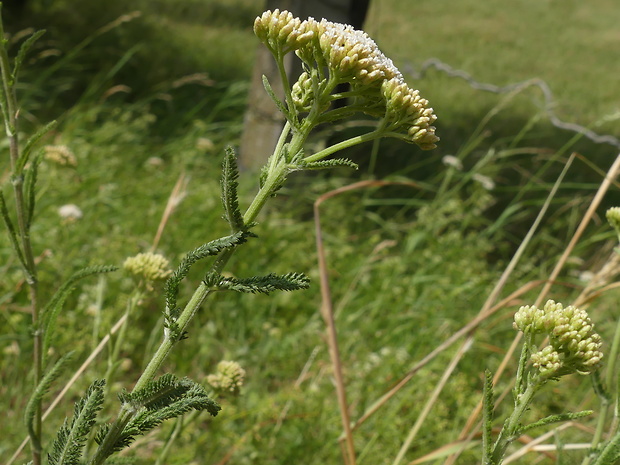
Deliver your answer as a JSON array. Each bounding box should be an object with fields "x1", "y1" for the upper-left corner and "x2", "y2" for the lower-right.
[
  {"x1": 12, "y1": 29, "x2": 46, "y2": 84},
  {"x1": 0, "y1": 189, "x2": 29, "y2": 275},
  {"x1": 99, "y1": 377, "x2": 219, "y2": 454},
  {"x1": 220, "y1": 147, "x2": 245, "y2": 231},
  {"x1": 262, "y1": 75, "x2": 290, "y2": 120},
  {"x1": 24, "y1": 352, "x2": 74, "y2": 452},
  {"x1": 208, "y1": 272, "x2": 310, "y2": 295},
  {"x1": 48, "y1": 379, "x2": 105, "y2": 465},
  {"x1": 24, "y1": 150, "x2": 44, "y2": 229},
  {"x1": 298, "y1": 158, "x2": 359, "y2": 171},
  {"x1": 119, "y1": 373, "x2": 192, "y2": 411},
  {"x1": 481, "y1": 370, "x2": 494, "y2": 463},
  {"x1": 43, "y1": 265, "x2": 118, "y2": 353},
  {"x1": 520, "y1": 410, "x2": 593, "y2": 435},
  {"x1": 16, "y1": 120, "x2": 57, "y2": 174},
  {"x1": 164, "y1": 231, "x2": 251, "y2": 317}
]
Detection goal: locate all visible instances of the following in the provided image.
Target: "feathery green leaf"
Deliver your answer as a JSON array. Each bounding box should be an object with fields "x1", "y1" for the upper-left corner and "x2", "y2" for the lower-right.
[
  {"x1": 0, "y1": 188, "x2": 29, "y2": 275},
  {"x1": 25, "y1": 352, "x2": 74, "y2": 453},
  {"x1": 520, "y1": 410, "x2": 593, "y2": 434},
  {"x1": 48, "y1": 379, "x2": 105, "y2": 465},
  {"x1": 262, "y1": 74, "x2": 290, "y2": 120},
  {"x1": 164, "y1": 231, "x2": 251, "y2": 317},
  {"x1": 220, "y1": 147, "x2": 245, "y2": 232},
  {"x1": 481, "y1": 370, "x2": 494, "y2": 463},
  {"x1": 16, "y1": 120, "x2": 57, "y2": 174},
  {"x1": 119, "y1": 373, "x2": 192, "y2": 410},
  {"x1": 24, "y1": 150, "x2": 44, "y2": 229},
  {"x1": 12, "y1": 29, "x2": 46, "y2": 84},
  {"x1": 207, "y1": 272, "x2": 310, "y2": 295},
  {"x1": 297, "y1": 158, "x2": 359, "y2": 171},
  {"x1": 99, "y1": 377, "x2": 219, "y2": 454}
]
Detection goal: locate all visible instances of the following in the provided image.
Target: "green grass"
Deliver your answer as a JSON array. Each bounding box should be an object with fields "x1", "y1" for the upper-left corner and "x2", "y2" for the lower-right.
[{"x1": 1, "y1": 1, "x2": 620, "y2": 464}]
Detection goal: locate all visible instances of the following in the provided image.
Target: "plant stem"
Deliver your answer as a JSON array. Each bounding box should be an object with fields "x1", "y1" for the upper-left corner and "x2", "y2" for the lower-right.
[
  {"x1": 490, "y1": 381, "x2": 538, "y2": 464},
  {"x1": 90, "y1": 102, "x2": 316, "y2": 464},
  {"x1": 0, "y1": 14, "x2": 42, "y2": 465}
]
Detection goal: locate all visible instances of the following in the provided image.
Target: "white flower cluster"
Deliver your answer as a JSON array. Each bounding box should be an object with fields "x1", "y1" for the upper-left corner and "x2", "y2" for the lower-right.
[
  {"x1": 254, "y1": 9, "x2": 439, "y2": 150},
  {"x1": 514, "y1": 300, "x2": 603, "y2": 378}
]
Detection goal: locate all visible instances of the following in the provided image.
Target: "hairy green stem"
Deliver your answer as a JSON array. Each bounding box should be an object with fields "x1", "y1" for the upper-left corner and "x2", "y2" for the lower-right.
[
  {"x1": 0, "y1": 12, "x2": 42, "y2": 465},
  {"x1": 491, "y1": 381, "x2": 538, "y2": 464},
  {"x1": 90, "y1": 96, "x2": 316, "y2": 464}
]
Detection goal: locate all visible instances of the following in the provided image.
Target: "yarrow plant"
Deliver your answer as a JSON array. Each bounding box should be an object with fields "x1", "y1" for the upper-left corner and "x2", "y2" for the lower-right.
[
  {"x1": 483, "y1": 300, "x2": 603, "y2": 465},
  {"x1": 0, "y1": 8, "x2": 440, "y2": 465}
]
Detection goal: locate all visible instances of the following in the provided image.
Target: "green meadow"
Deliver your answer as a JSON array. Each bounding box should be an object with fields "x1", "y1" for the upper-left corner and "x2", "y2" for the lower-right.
[{"x1": 1, "y1": 0, "x2": 619, "y2": 464}]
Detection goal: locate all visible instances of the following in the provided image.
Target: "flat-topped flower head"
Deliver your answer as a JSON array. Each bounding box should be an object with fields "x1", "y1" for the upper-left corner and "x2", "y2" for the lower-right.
[
  {"x1": 254, "y1": 9, "x2": 439, "y2": 151},
  {"x1": 206, "y1": 360, "x2": 246, "y2": 395},
  {"x1": 123, "y1": 252, "x2": 172, "y2": 282},
  {"x1": 314, "y1": 18, "x2": 403, "y2": 85},
  {"x1": 514, "y1": 299, "x2": 603, "y2": 378}
]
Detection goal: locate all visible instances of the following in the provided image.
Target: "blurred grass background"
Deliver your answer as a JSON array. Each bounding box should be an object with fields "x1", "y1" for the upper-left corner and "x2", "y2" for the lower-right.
[{"x1": 1, "y1": 0, "x2": 619, "y2": 463}]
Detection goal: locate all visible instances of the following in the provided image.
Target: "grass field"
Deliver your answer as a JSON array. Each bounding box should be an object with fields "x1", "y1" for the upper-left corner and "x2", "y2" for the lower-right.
[{"x1": 1, "y1": 1, "x2": 620, "y2": 464}]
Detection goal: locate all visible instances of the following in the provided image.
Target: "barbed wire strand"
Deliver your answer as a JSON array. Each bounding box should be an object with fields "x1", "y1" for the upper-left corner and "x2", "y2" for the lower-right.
[{"x1": 404, "y1": 58, "x2": 620, "y2": 150}]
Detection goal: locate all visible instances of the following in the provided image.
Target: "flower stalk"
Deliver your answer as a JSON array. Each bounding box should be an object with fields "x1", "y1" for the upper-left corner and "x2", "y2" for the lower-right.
[{"x1": 0, "y1": 9, "x2": 44, "y2": 464}]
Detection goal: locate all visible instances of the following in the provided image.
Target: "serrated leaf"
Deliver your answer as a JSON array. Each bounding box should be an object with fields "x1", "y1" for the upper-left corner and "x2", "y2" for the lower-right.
[
  {"x1": 165, "y1": 231, "x2": 252, "y2": 316},
  {"x1": 12, "y1": 29, "x2": 46, "y2": 83},
  {"x1": 0, "y1": 189, "x2": 29, "y2": 275},
  {"x1": 106, "y1": 378, "x2": 219, "y2": 454},
  {"x1": 119, "y1": 374, "x2": 190, "y2": 410},
  {"x1": 48, "y1": 379, "x2": 105, "y2": 465},
  {"x1": 16, "y1": 120, "x2": 57, "y2": 174},
  {"x1": 220, "y1": 147, "x2": 244, "y2": 231},
  {"x1": 481, "y1": 370, "x2": 494, "y2": 462},
  {"x1": 24, "y1": 150, "x2": 44, "y2": 229},
  {"x1": 25, "y1": 352, "x2": 74, "y2": 453},
  {"x1": 43, "y1": 265, "x2": 118, "y2": 353},
  {"x1": 211, "y1": 272, "x2": 310, "y2": 295},
  {"x1": 262, "y1": 74, "x2": 290, "y2": 119},
  {"x1": 520, "y1": 410, "x2": 593, "y2": 434},
  {"x1": 298, "y1": 157, "x2": 359, "y2": 171}
]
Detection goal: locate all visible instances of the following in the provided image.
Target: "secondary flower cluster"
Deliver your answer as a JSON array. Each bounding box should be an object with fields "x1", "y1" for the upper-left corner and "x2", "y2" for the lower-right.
[
  {"x1": 514, "y1": 300, "x2": 603, "y2": 378},
  {"x1": 206, "y1": 360, "x2": 246, "y2": 395},
  {"x1": 254, "y1": 9, "x2": 439, "y2": 150},
  {"x1": 123, "y1": 252, "x2": 172, "y2": 282}
]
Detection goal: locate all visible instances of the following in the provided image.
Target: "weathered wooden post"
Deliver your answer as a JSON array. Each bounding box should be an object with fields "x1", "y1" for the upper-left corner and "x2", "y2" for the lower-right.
[{"x1": 239, "y1": 0, "x2": 370, "y2": 170}]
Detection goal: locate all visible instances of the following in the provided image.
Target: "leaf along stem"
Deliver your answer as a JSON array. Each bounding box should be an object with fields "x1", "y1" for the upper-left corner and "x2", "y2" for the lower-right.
[{"x1": 0, "y1": 12, "x2": 43, "y2": 465}]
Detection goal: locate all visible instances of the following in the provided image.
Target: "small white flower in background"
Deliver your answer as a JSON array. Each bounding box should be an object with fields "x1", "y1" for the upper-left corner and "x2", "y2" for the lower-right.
[
  {"x1": 472, "y1": 173, "x2": 495, "y2": 190},
  {"x1": 442, "y1": 155, "x2": 463, "y2": 171},
  {"x1": 58, "y1": 204, "x2": 83, "y2": 221},
  {"x1": 145, "y1": 156, "x2": 164, "y2": 168},
  {"x1": 44, "y1": 145, "x2": 77, "y2": 167},
  {"x1": 196, "y1": 137, "x2": 215, "y2": 151}
]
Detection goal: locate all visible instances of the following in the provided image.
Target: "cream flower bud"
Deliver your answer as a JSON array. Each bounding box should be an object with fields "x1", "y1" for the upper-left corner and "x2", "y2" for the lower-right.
[
  {"x1": 123, "y1": 252, "x2": 172, "y2": 282},
  {"x1": 606, "y1": 207, "x2": 620, "y2": 237},
  {"x1": 515, "y1": 300, "x2": 603, "y2": 377},
  {"x1": 206, "y1": 360, "x2": 246, "y2": 394},
  {"x1": 531, "y1": 346, "x2": 562, "y2": 377}
]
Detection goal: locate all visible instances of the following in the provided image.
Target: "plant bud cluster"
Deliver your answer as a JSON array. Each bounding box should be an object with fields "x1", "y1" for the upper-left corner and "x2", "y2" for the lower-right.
[
  {"x1": 514, "y1": 300, "x2": 603, "y2": 378},
  {"x1": 123, "y1": 252, "x2": 172, "y2": 282},
  {"x1": 254, "y1": 9, "x2": 439, "y2": 150}
]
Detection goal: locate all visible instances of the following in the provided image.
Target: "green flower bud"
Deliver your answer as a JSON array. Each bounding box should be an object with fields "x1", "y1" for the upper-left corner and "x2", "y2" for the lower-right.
[
  {"x1": 123, "y1": 252, "x2": 172, "y2": 282},
  {"x1": 606, "y1": 207, "x2": 620, "y2": 239},
  {"x1": 206, "y1": 360, "x2": 246, "y2": 394}
]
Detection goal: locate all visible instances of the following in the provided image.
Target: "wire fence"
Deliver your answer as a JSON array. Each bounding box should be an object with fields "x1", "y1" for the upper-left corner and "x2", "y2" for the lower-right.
[{"x1": 404, "y1": 58, "x2": 620, "y2": 150}]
